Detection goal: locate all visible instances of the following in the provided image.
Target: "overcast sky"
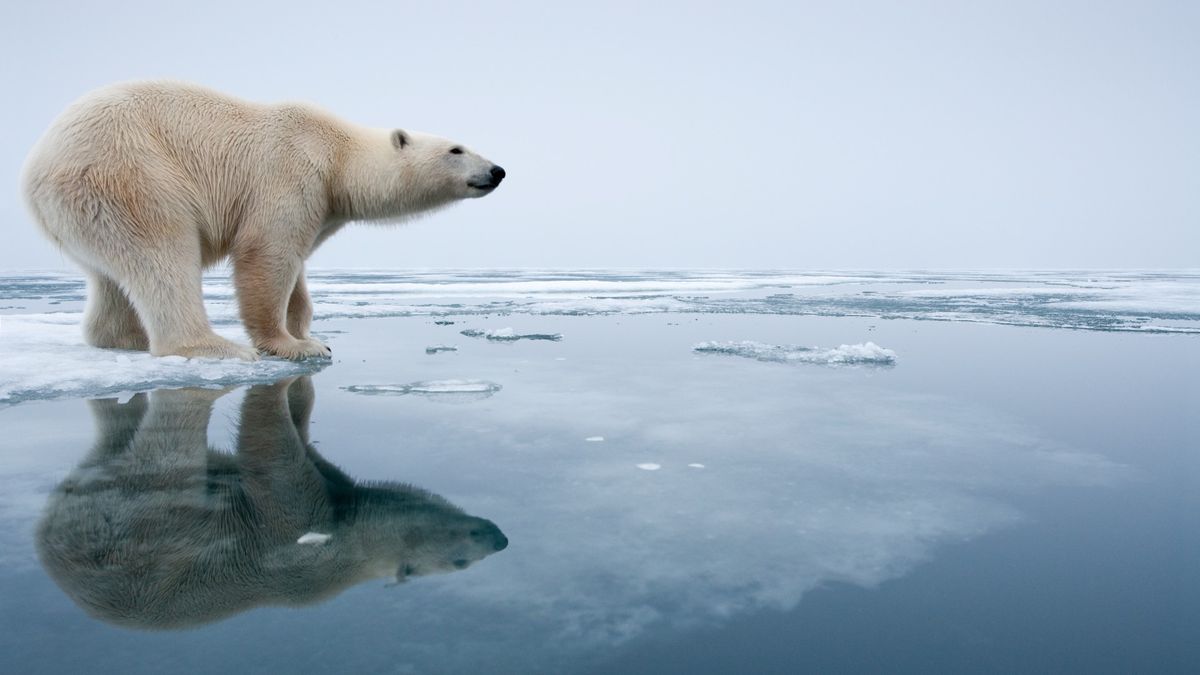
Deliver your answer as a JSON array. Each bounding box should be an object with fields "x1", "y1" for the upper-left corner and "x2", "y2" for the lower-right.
[{"x1": 2, "y1": 1, "x2": 1196, "y2": 270}]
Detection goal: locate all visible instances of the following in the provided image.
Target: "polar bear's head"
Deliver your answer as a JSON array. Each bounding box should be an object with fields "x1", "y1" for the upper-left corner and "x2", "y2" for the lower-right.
[
  {"x1": 336, "y1": 127, "x2": 505, "y2": 223},
  {"x1": 390, "y1": 129, "x2": 504, "y2": 200}
]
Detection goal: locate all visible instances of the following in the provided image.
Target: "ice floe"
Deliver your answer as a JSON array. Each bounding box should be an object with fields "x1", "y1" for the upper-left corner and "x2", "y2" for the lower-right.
[
  {"x1": 636, "y1": 463, "x2": 662, "y2": 471},
  {"x1": 342, "y1": 379, "x2": 502, "y2": 397},
  {"x1": 585, "y1": 436, "x2": 605, "y2": 442},
  {"x1": 460, "y1": 327, "x2": 563, "y2": 341},
  {"x1": 694, "y1": 340, "x2": 897, "y2": 366},
  {"x1": 425, "y1": 344, "x2": 458, "y2": 354},
  {"x1": 0, "y1": 313, "x2": 323, "y2": 406}
]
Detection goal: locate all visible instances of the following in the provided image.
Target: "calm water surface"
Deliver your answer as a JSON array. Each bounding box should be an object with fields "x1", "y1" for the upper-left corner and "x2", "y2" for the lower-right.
[{"x1": 0, "y1": 274, "x2": 1197, "y2": 673}]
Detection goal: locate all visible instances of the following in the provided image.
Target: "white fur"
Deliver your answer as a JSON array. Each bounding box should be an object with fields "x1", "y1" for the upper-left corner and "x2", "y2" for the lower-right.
[{"x1": 21, "y1": 80, "x2": 501, "y2": 360}]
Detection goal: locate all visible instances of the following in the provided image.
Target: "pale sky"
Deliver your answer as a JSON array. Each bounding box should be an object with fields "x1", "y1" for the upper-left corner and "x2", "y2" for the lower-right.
[{"x1": 2, "y1": 1, "x2": 1196, "y2": 270}]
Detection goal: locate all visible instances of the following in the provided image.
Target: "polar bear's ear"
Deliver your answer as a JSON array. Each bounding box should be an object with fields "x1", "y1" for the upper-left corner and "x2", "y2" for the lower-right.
[{"x1": 391, "y1": 129, "x2": 409, "y2": 150}]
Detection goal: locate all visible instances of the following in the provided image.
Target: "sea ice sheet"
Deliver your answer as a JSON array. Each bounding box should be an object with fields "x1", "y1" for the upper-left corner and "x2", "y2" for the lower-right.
[
  {"x1": 2, "y1": 269, "x2": 1195, "y2": 404},
  {"x1": 0, "y1": 313, "x2": 322, "y2": 406},
  {"x1": 4, "y1": 269, "x2": 1198, "y2": 334}
]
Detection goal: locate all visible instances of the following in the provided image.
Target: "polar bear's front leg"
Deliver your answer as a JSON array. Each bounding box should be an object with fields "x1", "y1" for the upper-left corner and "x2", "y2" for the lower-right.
[{"x1": 233, "y1": 246, "x2": 331, "y2": 361}]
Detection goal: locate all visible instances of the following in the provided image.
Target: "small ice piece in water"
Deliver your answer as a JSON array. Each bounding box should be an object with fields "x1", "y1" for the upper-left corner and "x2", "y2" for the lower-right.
[
  {"x1": 425, "y1": 344, "x2": 458, "y2": 354},
  {"x1": 342, "y1": 379, "x2": 502, "y2": 397},
  {"x1": 585, "y1": 436, "x2": 605, "y2": 442},
  {"x1": 403, "y1": 380, "x2": 501, "y2": 394},
  {"x1": 693, "y1": 340, "x2": 896, "y2": 366},
  {"x1": 485, "y1": 327, "x2": 517, "y2": 340},
  {"x1": 637, "y1": 463, "x2": 662, "y2": 471},
  {"x1": 688, "y1": 463, "x2": 706, "y2": 469},
  {"x1": 297, "y1": 532, "x2": 332, "y2": 545},
  {"x1": 433, "y1": 320, "x2": 456, "y2": 325},
  {"x1": 460, "y1": 327, "x2": 563, "y2": 342}
]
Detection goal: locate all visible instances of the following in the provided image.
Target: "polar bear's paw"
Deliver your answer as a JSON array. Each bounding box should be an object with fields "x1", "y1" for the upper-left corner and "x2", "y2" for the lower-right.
[
  {"x1": 165, "y1": 336, "x2": 261, "y2": 361},
  {"x1": 257, "y1": 336, "x2": 333, "y2": 361}
]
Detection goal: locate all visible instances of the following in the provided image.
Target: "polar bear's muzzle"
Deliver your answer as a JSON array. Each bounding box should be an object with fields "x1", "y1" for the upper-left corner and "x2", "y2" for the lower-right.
[{"x1": 468, "y1": 165, "x2": 506, "y2": 192}]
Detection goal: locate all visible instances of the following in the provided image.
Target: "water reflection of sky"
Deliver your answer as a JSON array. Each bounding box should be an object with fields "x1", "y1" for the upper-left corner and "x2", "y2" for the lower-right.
[{"x1": 0, "y1": 272, "x2": 1195, "y2": 673}]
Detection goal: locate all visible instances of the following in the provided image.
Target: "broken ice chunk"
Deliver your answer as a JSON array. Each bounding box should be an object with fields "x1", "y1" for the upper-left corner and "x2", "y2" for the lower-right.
[
  {"x1": 342, "y1": 380, "x2": 502, "y2": 397},
  {"x1": 297, "y1": 532, "x2": 332, "y2": 545},
  {"x1": 693, "y1": 340, "x2": 896, "y2": 366},
  {"x1": 460, "y1": 327, "x2": 563, "y2": 342}
]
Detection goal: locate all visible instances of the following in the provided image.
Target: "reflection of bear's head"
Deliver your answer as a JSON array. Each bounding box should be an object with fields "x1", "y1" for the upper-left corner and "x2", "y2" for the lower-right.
[{"x1": 35, "y1": 377, "x2": 507, "y2": 630}]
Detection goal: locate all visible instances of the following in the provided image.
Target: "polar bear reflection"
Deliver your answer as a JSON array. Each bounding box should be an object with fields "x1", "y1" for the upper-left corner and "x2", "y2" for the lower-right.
[{"x1": 35, "y1": 377, "x2": 507, "y2": 629}]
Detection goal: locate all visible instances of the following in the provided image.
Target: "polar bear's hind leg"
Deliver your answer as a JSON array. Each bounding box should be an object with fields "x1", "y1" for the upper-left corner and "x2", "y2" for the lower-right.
[{"x1": 83, "y1": 271, "x2": 149, "y2": 351}]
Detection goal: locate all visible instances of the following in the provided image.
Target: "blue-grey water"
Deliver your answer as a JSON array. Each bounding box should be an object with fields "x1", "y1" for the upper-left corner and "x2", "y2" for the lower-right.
[{"x1": 0, "y1": 270, "x2": 1197, "y2": 673}]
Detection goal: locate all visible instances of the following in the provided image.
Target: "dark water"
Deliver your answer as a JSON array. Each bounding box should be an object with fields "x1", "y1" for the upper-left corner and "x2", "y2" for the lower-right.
[{"x1": 0, "y1": 309, "x2": 1196, "y2": 673}]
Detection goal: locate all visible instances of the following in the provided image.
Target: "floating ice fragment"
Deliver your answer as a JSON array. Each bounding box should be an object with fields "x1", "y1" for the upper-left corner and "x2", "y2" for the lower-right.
[
  {"x1": 585, "y1": 436, "x2": 605, "y2": 442},
  {"x1": 342, "y1": 379, "x2": 502, "y2": 397},
  {"x1": 688, "y1": 463, "x2": 706, "y2": 469},
  {"x1": 637, "y1": 463, "x2": 662, "y2": 471},
  {"x1": 297, "y1": 532, "x2": 332, "y2": 545},
  {"x1": 425, "y1": 345, "x2": 458, "y2": 354},
  {"x1": 460, "y1": 327, "x2": 563, "y2": 342},
  {"x1": 694, "y1": 340, "x2": 896, "y2": 366},
  {"x1": 404, "y1": 380, "x2": 501, "y2": 394}
]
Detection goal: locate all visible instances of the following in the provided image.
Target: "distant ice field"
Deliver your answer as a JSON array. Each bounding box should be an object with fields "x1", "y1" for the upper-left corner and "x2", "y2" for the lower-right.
[{"x1": 1, "y1": 269, "x2": 1196, "y2": 405}]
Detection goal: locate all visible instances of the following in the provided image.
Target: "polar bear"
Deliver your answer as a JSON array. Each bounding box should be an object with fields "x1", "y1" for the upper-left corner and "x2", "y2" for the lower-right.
[
  {"x1": 21, "y1": 81, "x2": 504, "y2": 360},
  {"x1": 36, "y1": 377, "x2": 508, "y2": 629}
]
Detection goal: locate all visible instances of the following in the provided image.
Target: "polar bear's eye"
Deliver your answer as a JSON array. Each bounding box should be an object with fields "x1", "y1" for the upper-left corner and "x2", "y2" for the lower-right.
[{"x1": 449, "y1": 147, "x2": 464, "y2": 155}]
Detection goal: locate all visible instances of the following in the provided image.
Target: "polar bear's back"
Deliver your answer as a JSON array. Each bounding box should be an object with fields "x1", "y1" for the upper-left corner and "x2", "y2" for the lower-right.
[
  {"x1": 21, "y1": 81, "x2": 345, "y2": 262},
  {"x1": 44, "y1": 81, "x2": 266, "y2": 151},
  {"x1": 25, "y1": 81, "x2": 282, "y2": 195}
]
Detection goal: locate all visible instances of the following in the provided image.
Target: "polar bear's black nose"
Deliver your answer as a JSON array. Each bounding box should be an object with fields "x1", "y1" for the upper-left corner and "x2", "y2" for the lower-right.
[{"x1": 489, "y1": 165, "x2": 506, "y2": 186}]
